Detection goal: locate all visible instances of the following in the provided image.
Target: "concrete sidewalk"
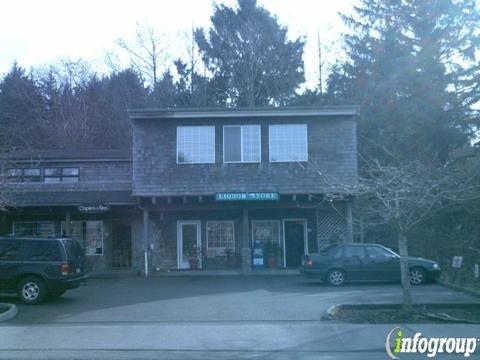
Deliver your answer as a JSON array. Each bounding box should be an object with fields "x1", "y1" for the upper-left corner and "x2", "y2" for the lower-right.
[{"x1": 0, "y1": 322, "x2": 479, "y2": 359}]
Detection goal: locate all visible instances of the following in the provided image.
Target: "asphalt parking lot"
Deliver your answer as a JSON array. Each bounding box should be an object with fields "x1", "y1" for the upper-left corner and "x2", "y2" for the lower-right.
[
  {"x1": 2, "y1": 275, "x2": 478, "y2": 325},
  {"x1": 2, "y1": 276, "x2": 480, "y2": 359}
]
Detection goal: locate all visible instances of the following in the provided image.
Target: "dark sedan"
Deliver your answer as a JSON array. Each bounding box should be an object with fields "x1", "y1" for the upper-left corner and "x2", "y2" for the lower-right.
[{"x1": 300, "y1": 243, "x2": 441, "y2": 286}]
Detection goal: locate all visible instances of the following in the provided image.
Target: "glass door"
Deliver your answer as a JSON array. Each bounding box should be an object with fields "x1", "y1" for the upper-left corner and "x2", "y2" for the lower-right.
[{"x1": 177, "y1": 221, "x2": 201, "y2": 269}]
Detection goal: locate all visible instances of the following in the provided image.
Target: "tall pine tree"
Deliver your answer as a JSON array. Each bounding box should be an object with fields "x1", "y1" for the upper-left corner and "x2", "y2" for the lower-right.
[{"x1": 328, "y1": 0, "x2": 480, "y2": 163}]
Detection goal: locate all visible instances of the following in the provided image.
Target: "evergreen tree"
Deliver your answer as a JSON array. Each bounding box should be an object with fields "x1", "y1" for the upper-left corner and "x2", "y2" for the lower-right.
[
  {"x1": 328, "y1": 0, "x2": 480, "y2": 163},
  {"x1": 0, "y1": 63, "x2": 47, "y2": 149},
  {"x1": 195, "y1": 0, "x2": 305, "y2": 107}
]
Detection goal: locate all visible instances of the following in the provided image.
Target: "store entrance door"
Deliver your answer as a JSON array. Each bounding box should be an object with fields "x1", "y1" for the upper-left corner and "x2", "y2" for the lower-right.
[
  {"x1": 283, "y1": 220, "x2": 307, "y2": 268},
  {"x1": 112, "y1": 223, "x2": 132, "y2": 268}
]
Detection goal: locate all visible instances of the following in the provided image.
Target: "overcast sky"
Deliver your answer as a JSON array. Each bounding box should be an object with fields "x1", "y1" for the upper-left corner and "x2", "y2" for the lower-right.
[{"x1": 0, "y1": 0, "x2": 356, "y2": 88}]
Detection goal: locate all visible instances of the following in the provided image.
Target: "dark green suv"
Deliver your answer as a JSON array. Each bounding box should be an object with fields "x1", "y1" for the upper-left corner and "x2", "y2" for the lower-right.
[
  {"x1": 300, "y1": 243, "x2": 441, "y2": 286},
  {"x1": 0, "y1": 236, "x2": 87, "y2": 304}
]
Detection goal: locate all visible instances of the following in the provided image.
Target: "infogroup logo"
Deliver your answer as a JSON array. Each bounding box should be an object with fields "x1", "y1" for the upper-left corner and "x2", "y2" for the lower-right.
[{"x1": 385, "y1": 327, "x2": 479, "y2": 359}]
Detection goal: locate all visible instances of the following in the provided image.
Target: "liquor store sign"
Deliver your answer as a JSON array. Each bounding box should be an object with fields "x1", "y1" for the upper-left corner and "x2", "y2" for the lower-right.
[{"x1": 215, "y1": 192, "x2": 279, "y2": 201}]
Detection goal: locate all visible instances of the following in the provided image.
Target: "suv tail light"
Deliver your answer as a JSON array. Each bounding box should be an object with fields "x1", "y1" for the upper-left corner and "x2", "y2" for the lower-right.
[{"x1": 60, "y1": 263, "x2": 70, "y2": 275}]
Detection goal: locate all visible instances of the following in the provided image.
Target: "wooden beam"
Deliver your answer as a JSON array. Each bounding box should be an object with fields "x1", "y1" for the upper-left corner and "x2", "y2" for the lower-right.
[
  {"x1": 64, "y1": 211, "x2": 71, "y2": 236},
  {"x1": 242, "y1": 208, "x2": 249, "y2": 248},
  {"x1": 151, "y1": 201, "x2": 333, "y2": 212}
]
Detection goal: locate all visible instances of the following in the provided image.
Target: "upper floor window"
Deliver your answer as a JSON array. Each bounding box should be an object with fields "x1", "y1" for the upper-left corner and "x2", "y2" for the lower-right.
[
  {"x1": 269, "y1": 124, "x2": 308, "y2": 162},
  {"x1": 177, "y1": 126, "x2": 215, "y2": 164},
  {"x1": 44, "y1": 168, "x2": 79, "y2": 183},
  {"x1": 7, "y1": 167, "x2": 79, "y2": 183},
  {"x1": 22, "y1": 168, "x2": 41, "y2": 182},
  {"x1": 223, "y1": 125, "x2": 261, "y2": 163}
]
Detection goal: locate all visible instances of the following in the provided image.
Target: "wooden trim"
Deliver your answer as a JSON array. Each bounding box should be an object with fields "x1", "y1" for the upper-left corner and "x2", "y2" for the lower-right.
[{"x1": 129, "y1": 106, "x2": 360, "y2": 120}]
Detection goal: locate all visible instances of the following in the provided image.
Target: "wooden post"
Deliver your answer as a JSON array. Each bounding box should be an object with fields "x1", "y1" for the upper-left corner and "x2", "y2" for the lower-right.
[
  {"x1": 143, "y1": 206, "x2": 150, "y2": 277},
  {"x1": 243, "y1": 208, "x2": 249, "y2": 248},
  {"x1": 346, "y1": 200, "x2": 353, "y2": 243},
  {"x1": 64, "y1": 211, "x2": 71, "y2": 237},
  {"x1": 360, "y1": 216, "x2": 364, "y2": 243},
  {"x1": 241, "y1": 208, "x2": 252, "y2": 273}
]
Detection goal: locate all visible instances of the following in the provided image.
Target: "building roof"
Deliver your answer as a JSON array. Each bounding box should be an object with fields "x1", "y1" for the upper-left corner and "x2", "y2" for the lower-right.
[
  {"x1": 10, "y1": 190, "x2": 135, "y2": 207},
  {"x1": 128, "y1": 106, "x2": 360, "y2": 120}
]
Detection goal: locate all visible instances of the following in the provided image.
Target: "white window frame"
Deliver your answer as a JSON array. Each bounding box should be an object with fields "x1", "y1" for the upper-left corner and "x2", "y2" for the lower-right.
[
  {"x1": 223, "y1": 125, "x2": 261, "y2": 163},
  {"x1": 176, "y1": 126, "x2": 216, "y2": 164},
  {"x1": 268, "y1": 124, "x2": 308, "y2": 162},
  {"x1": 206, "y1": 221, "x2": 235, "y2": 252},
  {"x1": 61, "y1": 220, "x2": 104, "y2": 256},
  {"x1": 251, "y1": 220, "x2": 281, "y2": 247},
  {"x1": 12, "y1": 221, "x2": 55, "y2": 237}
]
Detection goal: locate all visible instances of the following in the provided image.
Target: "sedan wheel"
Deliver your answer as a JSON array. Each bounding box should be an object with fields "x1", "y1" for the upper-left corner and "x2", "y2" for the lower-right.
[
  {"x1": 327, "y1": 269, "x2": 345, "y2": 286},
  {"x1": 410, "y1": 268, "x2": 426, "y2": 285}
]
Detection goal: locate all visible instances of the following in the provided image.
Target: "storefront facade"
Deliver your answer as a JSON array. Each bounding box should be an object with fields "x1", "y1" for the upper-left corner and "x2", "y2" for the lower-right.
[
  {"x1": 1, "y1": 150, "x2": 140, "y2": 272},
  {"x1": 2, "y1": 107, "x2": 359, "y2": 274},
  {"x1": 131, "y1": 107, "x2": 359, "y2": 273}
]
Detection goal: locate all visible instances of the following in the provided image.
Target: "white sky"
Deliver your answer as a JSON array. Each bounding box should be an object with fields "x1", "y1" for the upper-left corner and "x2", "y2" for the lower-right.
[{"x1": 0, "y1": 0, "x2": 356, "y2": 89}]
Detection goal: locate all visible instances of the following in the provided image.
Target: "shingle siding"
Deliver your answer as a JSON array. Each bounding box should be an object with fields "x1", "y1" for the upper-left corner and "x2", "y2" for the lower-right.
[
  {"x1": 132, "y1": 115, "x2": 358, "y2": 196},
  {"x1": 4, "y1": 158, "x2": 133, "y2": 206}
]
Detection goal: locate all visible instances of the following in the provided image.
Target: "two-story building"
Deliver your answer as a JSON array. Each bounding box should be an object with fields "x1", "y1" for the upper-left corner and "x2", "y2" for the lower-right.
[{"x1": 1, "y1": 106, "x2": 359, "y2": 274}]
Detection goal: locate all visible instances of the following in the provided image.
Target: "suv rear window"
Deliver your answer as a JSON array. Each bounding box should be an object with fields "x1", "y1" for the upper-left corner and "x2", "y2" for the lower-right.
[
  {"x1": 62, "y1": 239, "x2": 85, "y2": 260},
  {"x1": 23, "y1": 240, "x2": 63, "y2": 262}
]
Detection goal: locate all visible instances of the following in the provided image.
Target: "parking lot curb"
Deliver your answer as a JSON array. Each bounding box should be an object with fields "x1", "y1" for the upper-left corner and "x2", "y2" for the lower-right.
[
  {"x1": 322, "y1": 304, "x2": 340, "y2": 320},
  {"x1": 438, "y1": 281, "x2": 480, "y2": 298},
  {"x1": 323, "y1": 302, "x2": 480, "y2": 322},
  {"x1": 0, "y1": 303, "x2": 18, "y2": 322}
]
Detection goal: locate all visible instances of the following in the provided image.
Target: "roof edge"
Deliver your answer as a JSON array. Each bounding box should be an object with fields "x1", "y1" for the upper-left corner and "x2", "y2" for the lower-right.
[{"x1": 128, "y1": 106, "x2": 360, "y2": 120}]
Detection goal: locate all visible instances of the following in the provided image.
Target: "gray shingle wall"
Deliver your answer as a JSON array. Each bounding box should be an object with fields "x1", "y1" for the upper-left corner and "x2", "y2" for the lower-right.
[
  {"x1": 4, "y1": 160, "x2": 133, "y2": 206},
  {"x1": 132, "y1": 116, "x2": 358, "y2": 196}
]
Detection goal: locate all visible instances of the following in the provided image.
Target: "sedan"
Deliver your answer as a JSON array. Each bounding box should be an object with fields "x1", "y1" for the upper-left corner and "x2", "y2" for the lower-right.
[{"x1": 300, "y1": 243, "x2": 441, "y2": 286}]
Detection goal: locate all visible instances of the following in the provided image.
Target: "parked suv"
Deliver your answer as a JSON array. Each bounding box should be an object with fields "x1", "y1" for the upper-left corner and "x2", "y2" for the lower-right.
[{"x1": 0, "y1": 236, "x2": 87, "y2": 304}]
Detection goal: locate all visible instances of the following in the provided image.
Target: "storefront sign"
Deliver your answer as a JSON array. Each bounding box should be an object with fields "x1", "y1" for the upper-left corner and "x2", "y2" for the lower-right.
[
  {"x1": 215, "y1": 192, "x2": 279, "y2": 201},
  {"x1": 78, "y1": 204, "x2": 110, "y2": 213}
]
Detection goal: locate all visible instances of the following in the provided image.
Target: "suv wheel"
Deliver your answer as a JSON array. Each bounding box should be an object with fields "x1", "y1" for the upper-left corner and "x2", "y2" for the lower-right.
[
  {"x1": 17, "y1": 277, "x2": 47, "y2": 304},
  {"x1": 410, "y1": 267, "x2": 426, "y2": 285},
  {"x1": 327, "y1": 269, "x2": 345, "y2": 286}
]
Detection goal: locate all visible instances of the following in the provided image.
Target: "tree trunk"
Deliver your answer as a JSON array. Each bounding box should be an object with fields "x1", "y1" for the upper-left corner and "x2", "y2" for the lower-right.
[{"x1": 398, "y1": 232, "x2": 413, "y2": 313}]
